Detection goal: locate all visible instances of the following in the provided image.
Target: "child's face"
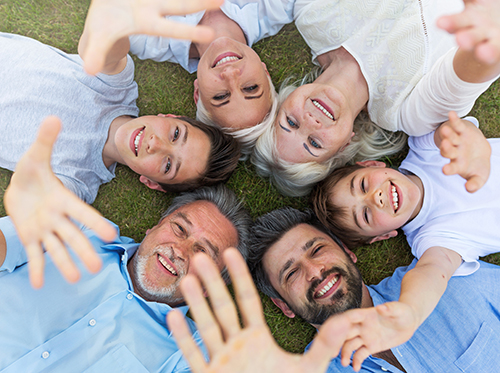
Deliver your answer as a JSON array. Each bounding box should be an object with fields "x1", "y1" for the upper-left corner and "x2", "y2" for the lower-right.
[
  {"x1": 329, "y1": 161, "x2": 423, "y2": 242},
  {"x1": 114, "y1": 115, "x2": 210, "y2": 188},
  {"x1": 195, "y1": 37, "x2": 272, "y2": 130}
]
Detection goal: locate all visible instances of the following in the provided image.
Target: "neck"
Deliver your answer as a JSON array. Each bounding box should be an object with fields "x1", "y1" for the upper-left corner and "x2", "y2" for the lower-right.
[
  {"x1": 191, "y1": 9, "x2": 247, "y2": 58},
  {"x1": 316, "y1": 47, "x2": 369, "y2": 117},
  {"x1": 102, "y1": 115, "x2": 132, "y2": 167},
  {"x1": 407, "y1": 174, "x2": 425, "y2": 221}
]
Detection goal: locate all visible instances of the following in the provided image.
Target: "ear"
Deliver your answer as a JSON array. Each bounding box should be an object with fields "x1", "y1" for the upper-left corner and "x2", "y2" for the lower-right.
[
  {"x1": 271, "y1": 298, "x2": 295, "y2": 318},
  {"x1": 369, "y1": 230, "x2": 398, "y2": 244},
  {"x1": 356, "y1": 160, "x2": 386, "y2": 168},
  {"x1": 139, "y1": 176, "x2": 166, "y2": 192},
  {"x1": 343, "y1": 246, "x2": 358, "y2": 264},
  {"x1": 262, "y1": 61, "x2": 270, "y2": 76},
  {"x1": 193, "y1": 79, "x2": 199, "y2": 104}
]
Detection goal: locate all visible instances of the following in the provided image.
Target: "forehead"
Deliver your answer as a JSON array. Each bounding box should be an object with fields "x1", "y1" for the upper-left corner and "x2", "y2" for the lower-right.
[{"x1": 167, "y1": 200, "x2": 238, "y2": 247}]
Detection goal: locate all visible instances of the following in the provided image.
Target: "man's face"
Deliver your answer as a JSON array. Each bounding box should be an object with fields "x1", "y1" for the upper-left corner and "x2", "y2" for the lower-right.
[
  {"x1": 114, "y1": 114, "x2": 210, "y2": 189},
  {"x1": 195, "y1": 37, "x2": 272, "y2": 130},
  {"x1": 329, "y1": 162, "x2": 422, "y2": 241},
  {"x1": 263, "y1": 224, "x2": 363, "y2": 326},
  {"x1": 128, "y1": 201, "x2": 238, "y2": 305}
]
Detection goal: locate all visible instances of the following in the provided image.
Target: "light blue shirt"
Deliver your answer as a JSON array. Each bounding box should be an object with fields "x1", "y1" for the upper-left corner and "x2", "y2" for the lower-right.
[
  {"x1": 129, "y1": 0, "x2": 295, "y2": 73},
  {"x1": 0, "y1": 217, "x2": 204, "y2": 372},
  {"x1": 307, "y1": 260, "x2": 500, "y2": 372}
]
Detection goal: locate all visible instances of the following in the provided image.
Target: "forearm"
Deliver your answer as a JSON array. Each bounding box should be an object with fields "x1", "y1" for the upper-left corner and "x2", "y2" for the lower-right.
[
  {"x1": 398, "y1": 247, "x2": 461, "y2": 328},
  {"x1": 454, "y1": 48, "x2": 500, "y2": 83}
]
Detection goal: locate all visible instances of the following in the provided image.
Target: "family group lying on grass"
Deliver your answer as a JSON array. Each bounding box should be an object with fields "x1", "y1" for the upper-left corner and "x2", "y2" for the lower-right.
[{"x1": 2, "y1": 0, "x2": 500, "y2": 372}]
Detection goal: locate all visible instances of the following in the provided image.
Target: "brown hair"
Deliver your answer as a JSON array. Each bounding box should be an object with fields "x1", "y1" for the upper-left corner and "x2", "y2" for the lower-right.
[
  {"x1": 310, "y1": 164, "x2": 374, "y2": 249},
  {"x1": 158, "y1": 116, "x2": 241, "y2": 193}
]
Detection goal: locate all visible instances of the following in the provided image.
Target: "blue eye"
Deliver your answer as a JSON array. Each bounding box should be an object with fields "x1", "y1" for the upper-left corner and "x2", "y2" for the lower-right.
[
  {"x1": 165, "y1": 159, "x2": 171, "y2": 174},
  {"x1": 244, "y1": 84, "x2": 258, "y2": 92},
  {"x1": 309, "y1": 138, "x2": 321, "y2": 148},
  {"x1": 287, "y1": 117, "x2": 298, "y2": 128},
  {"x1": 213, "y1": 92, "x2": 229, "y2": 100},
  {"x1": 173, "y1": 127, "x2": 179, "y2": 141}
]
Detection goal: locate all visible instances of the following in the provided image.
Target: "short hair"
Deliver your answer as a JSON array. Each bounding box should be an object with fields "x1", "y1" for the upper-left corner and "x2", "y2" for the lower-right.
[
  {"x1": 162, "y1": 184, "x2": 252, "y2": 282},
  {"x1": 251, "y1": 74, "x2": 407, "y2": 197},
  {"x1": 247, "y1": 207, "x2": 345, "y2": 300},
  {"x1": 311, "y1": 164, "x2": 374, "y2": 249},
  {"x1": 196, "y1": 75, "x2": 278, "y2": 158},
  {"x1": 158, "y1": 116, "x2": 241, "y2": 193}
]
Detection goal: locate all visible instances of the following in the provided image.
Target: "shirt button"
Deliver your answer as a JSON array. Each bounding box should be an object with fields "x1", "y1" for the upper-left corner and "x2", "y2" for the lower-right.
[
  {"x1": 89, "y1": 319, "x2": 96, "y2": 327},
  {"x1": 42, "y1": 351, "x2": 50, "y2": 359},
  {"x1": 381, "y1": 368, "x2": 388, "y2": 372},
  {"x1": 126, "y1": 293, "x2": 133, "y2": 300}
]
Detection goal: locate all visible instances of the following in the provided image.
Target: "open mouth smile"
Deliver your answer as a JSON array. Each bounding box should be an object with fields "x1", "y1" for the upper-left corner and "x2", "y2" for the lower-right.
[
  {"x1": 157, "y1": 253, "x2": 178, "y2": 276},
  {"x1": 391, "y1": 183, "x2": 400, "y2": 212},
  {"x1": 312, "y1": 99, "x2": 334, "y2": 121},
  {"x1": 314, "y1": 274, "x2": 340, "y2": 299},
  {"x1": 131, "y1": 127, "x2": 145, "y2": 156},
  {"x1": 212, "y1": 52, "x2": 241, "y2": 68}
]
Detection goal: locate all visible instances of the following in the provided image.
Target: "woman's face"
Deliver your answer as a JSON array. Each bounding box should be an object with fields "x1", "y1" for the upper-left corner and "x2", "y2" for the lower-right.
[{"x1": 275, "y1": 83, "x2": 355, "y2": 164}]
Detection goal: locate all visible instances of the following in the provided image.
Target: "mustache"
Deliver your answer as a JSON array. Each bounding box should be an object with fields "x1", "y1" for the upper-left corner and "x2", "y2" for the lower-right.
[{"x1": 306, "y1": 266, "x2": 348, "y2": 302}]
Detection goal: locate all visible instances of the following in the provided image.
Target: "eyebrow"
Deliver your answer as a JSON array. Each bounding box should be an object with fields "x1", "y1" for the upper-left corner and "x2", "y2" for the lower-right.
[
  {"x1": 170, "y1": 124, "x2": 188, "y2": 181},
  {"x1": 303, "y1": 143, "x2": 318, "y2": 157},
  {"x1": 279, "y1": 122, "x2": 291, "y2": 133},
  {"x1": 211, "y1": 90, "x2": 264, "y2": 108},
  {"x1": 277, "y1": 237, "x2": 320, "y2": 285}
]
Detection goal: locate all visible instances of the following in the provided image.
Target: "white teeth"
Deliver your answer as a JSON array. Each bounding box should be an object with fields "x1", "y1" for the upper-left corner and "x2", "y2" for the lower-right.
[
  {"x1": 392, "y1": 185, "x2": 399, "y2": 211},
  {"x1": 215, "y1": 56, "x2": 240, "y2": 67},
  {"x1": 312, "y1": 100, "x2": 334, "y2": 120},
  {"x1": 158, "y1": 255, "x2": 177, "y2": 276},
  {"x1": 134, "y1": 129, "x2": 143, "y2": 155},
  {"x1": 316, "y1": 276, "x2": 338, "y2": 297}
]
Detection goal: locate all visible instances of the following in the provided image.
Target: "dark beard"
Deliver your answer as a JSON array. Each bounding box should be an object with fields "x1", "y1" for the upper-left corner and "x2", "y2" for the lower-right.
[{"x1": 289, "y1": 263, "x2": 363, "y2": 325}]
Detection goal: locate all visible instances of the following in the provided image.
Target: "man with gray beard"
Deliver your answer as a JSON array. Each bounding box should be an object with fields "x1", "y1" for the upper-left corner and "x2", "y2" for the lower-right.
[
  {"x1": 247, "y1": 208, "x2": 500, "y2": 373},
  {"x1": 0, "y1": 119, "x2": 251, "y2": 372}
]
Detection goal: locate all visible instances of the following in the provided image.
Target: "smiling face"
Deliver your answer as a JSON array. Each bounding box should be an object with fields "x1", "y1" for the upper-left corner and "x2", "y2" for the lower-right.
[
  {"x1": 195, "y1": 37, "x2": 272, "y2": 130},
  {"x1": 275, "y1": 83, "x2": 355, "y2": 163},
  {"x1": 128, "y1": 200, "x2": 239, "y2": 305},
  {"x1": 329, "y1": 162, "x2": 423, "y2": 242},
  {"x1": 262, "y1": 224, "x2": 363, "y2": 326},
  {"x1": 114, "y1": 115, "x2": 211, "y2": 189}
]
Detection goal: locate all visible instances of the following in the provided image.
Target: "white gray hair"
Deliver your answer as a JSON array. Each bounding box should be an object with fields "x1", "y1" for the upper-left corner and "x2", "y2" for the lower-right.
[
  {"x1": 251, "y1": 75, "x2": 407, "y2": 197},
  {"x1": 196, "y1": 75, "x2": 278, "y2": 158}
]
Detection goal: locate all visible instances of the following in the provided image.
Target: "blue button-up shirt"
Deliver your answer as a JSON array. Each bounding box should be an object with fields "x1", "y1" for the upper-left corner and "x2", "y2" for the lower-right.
[
  {"x1": 307, "y1": 260, "x2": 500, "y2": 372},
  {"x1": 0, "y1": 217, "x2": 204, "y2": 372}
]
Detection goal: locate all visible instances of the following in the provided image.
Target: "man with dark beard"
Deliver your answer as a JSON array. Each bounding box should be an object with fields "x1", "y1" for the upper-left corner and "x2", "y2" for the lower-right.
[
  {"x1": 247, "y1": 207, "x2": 500, "y2": 373},
  {"x1": 0, "y1": 119, "x2": 251, "y2": 372}
]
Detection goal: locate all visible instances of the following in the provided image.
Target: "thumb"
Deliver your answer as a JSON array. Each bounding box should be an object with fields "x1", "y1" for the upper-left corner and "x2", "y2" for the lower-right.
[{"x1": 30, "y1": 116, "x2": 62, "y2": 161}]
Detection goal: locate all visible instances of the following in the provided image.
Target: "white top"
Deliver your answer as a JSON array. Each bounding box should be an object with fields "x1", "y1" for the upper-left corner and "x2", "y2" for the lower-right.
[
  {"x1": 293, "y1": 0, "x2": 496, "y2": 135},
  {"x1": 401, "y1": 117, "x2": 500, "y2": 276},
  {"x1": 129, "y1": 0, "x2": 295, "y2": 73}
]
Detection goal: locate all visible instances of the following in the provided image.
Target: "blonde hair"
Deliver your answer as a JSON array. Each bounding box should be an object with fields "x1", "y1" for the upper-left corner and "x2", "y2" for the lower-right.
[
  {"x1": 196, "y1": 75, "x2": 278, "y2": 158},
  {"x1": 251, "y1": 74, "x2": 407, "y2": 197}
]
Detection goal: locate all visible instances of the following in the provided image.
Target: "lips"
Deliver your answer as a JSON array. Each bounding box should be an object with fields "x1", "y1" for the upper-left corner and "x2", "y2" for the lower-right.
[
  {"x1": 312, "y1": 99, "x2": 335, "y2": 121},
  {"x1": 314, "y1": 273, "x2": 341, "y2": 299},
  {"x1": 390, "y1": 182, "x2": 401, "y2": 213},
  {"x1": 212, "y1": 52, "x2": 241, "y2": 68},
  {"x1": 157, "y1": 253, "x2": 178, "y2": 277},
  {"x1": 130, "y1": 126, "x2": 145, "y2": 156}
]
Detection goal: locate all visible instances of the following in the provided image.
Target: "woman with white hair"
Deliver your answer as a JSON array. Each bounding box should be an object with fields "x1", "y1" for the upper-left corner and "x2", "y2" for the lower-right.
[
  {"x1": 253, "y1": 0, "x2": 500, "y2": 196},
  {"x1": 130, "y1": 0, "x2": 293, "y2": 154}
]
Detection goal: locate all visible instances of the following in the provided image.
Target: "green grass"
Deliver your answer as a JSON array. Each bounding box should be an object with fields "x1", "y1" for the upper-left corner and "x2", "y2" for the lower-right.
[{"x1": 1, "y1": 0, "x2": 500, "y2": 355}]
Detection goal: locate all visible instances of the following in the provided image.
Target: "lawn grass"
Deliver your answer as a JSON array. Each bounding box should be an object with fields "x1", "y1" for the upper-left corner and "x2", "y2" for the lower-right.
[{"x1": 1, "y1": 0, "x2": 500, "y2": 355}]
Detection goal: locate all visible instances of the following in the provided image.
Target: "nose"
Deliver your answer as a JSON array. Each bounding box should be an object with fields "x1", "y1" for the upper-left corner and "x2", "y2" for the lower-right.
[
  {"x1": 220, "y1": 65, "x2": 241, "y2": 80},
  {"x1": 370, "y1": 188, "x2": 384, "y2": 208},
  {"x1": 304, "y1": 112, "x2": 322, "y2": 129},
  {"x1": 146, "y1": 134, "x2": 166, "y2": 154},
  {"x1": 304, "y1": 260, "x2": 324, "y2": 282}
]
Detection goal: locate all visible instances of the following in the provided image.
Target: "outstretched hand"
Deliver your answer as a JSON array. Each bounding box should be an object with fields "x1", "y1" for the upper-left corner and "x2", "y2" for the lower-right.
[
  {"x1": 437, "y1": 0, "x2": 500, "y2": 65},
  {"x1": 327, "y1": 302, "x2": 418, "y2": 372},
  {"x1": 435, "y1": 111, "x2": 491, "y2": 192},
  {"x1": 81, "y1": 0, "x2": 223, "y2": 75},
  {"x1": 167, "y1": 248, "x2": 349, "y2": 373},
  {"x1": 4, "y1": 116, "x2": 117, "y2": 289}
]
